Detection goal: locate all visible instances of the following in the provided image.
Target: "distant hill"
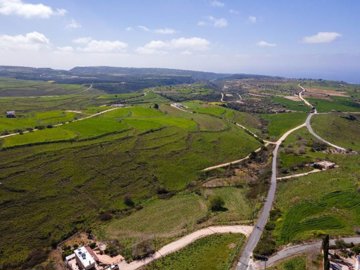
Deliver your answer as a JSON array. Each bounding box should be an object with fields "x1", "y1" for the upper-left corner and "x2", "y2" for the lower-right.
[{"x1": 0, "y1": 65, "x2": 280, "y2": 93}]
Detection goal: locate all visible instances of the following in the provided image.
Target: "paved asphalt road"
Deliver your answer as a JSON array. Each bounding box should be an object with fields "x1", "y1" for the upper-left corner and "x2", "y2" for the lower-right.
[
  {"x1": 305, "y1": 112, "x2": 347, "y2": 152},
  {"x1": 236, "y1": 123, "x2": 305, "y2": 270},
  {"x1": 254, "y1": 236, "x2": 360, "y2": 269},
  {"x1": 237, "y1": 84, "x2": 348, "y2": 270}
]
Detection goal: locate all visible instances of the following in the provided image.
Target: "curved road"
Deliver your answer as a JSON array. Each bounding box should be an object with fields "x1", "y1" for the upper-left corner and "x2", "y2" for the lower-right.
[
  {"x1": 254, "y1": 236, "x2": 360, "y2": 269},
  {"x1": 118, "y1": 225, "x2": 253, "y2": 270},
  {"x1": 299, "y1": 84, "x2": 347, "y2": 151}
]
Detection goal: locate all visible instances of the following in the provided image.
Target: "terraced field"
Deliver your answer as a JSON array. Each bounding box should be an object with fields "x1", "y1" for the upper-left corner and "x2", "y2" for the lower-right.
[{"x1": 0, "y1": 102, "x2": 261, "y2": 268}]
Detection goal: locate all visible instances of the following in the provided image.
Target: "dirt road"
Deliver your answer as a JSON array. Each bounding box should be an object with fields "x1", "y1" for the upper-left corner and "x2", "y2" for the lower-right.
[{"x1": 117, "y1": 225, "x2": 253, "y2": 270}]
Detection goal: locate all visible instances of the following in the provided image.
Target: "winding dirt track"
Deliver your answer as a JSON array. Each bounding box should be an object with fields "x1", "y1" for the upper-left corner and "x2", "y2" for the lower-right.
[{"x1": 117, "y1": 226, "x2": 253, "y2": 270}]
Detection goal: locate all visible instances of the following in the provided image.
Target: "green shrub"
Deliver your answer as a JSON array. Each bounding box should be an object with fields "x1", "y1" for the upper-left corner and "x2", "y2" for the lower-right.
[{"x1": 210, "y1": 196, "x2": 226, "y2": 211}]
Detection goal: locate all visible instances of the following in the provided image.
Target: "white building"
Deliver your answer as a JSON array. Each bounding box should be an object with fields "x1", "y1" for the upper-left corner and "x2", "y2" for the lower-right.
[{"x1": 74, "y1": 246, "x2": 96, "y2": 270}]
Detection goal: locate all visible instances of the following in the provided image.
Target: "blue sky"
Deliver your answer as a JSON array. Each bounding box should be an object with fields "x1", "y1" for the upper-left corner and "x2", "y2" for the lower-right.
[{"x1": 0, "y1": 0, "x2": 359, "y2": 82}]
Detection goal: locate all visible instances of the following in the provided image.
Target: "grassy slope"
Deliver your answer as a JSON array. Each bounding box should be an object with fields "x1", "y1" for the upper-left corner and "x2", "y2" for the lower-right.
[
  {"x1": 272, "y1": 96, "x2": 309, "y2": 112},
  {"x1": 274, "y1": 127, "x2": 360, "y2": 245},
  {"x1": 260, "y1": 112, "x2": 307, "y2": 139},
  {"x1": 274, "y1": 153, "x2": 360, "y2": 245},
  {"x1": 278, "y1": 127, "x2": 327, "y2": 175},
  {"x1": 269, "y1": 256, "x2": 307, "y2": 270},
  {"x1": 0, "y1": 78, "x2": 100, "y2": 97},
  {"x1": 0, "y1": 104, "x2": 260, "y2": 267},
  {"x1": 308, "y1": 97, "x2": 360, "y2": 113},
  {"x1": 0, "y1": 110, "x2": 79, "y2": 133},
  {"x1": 144, "y1": 234, "x2": 245, "y2": 270},
  {"x1": 102, "y1": 193, "x2": 207, "y2": 240},
  {"x1": 311, "y1": 113, "x2": 360, "y2": 151}
]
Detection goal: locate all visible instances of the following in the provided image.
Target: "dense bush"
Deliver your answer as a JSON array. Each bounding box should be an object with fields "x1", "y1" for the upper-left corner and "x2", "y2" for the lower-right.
[
  {"x1": 99, "y1": 212, "x2": 113, "y2": 221},
  {"x1": 124, "y1": 195, "x2": 135, "y2": 208},
  {"x1": 210, "y1": 196, "x2": 226, "y2": 211}
]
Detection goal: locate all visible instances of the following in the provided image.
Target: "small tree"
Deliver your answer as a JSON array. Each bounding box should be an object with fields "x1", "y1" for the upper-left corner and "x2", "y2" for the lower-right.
[
  {"x1": 154, "y1": 103, "x2": 159, "y2": 109},
  {"x1": 210, "y1": 196, "x2": 225, "y2": 211},
  {"x1": 124, "y1": 195, "x2": 135, "y2": 208}
]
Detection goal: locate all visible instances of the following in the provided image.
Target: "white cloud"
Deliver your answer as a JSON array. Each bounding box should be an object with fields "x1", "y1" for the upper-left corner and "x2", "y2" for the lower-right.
[
  {"x1": 154, "y1": 28, "x2": 176, "y2": 35},
  {"x1": 0, "y1": 31, "x2": 50, "y2": 50},
  {"x1": 56, "y1": 46, "x2": 74, "y2": 53},
  {"x1": 257, "y1": 40, "x2": 277, "y2": 47},
  {"x1": 126, "y1": 26, "x2": 176, "y2": 35},
  {"x1": 199, "y1": 16, "x2": 228, "y2": 28},
  {"x1": 248, "y1": 16, "x2": 257, "y2": 23},
  {"x1": 0, "y1": 0, "x2": 66, "y2": 18},
  {"x1": 73, "y1": 37, "x2": 92, "y2": 44},
  {"x1": 209, "y1": 16, "x2": 228, "y2": 28},
  {"x1": 210, "y1": 0, "x2": 224, "y2": 7},
  {"x1": 136, "y1": 37, "x2": 210, "y2": 55},
  {"x1": 229, "y1": 9, "x2": 239, "y2": 15},
  {"x1": 77, "y1": 39, "x2": 128, "y2": 53},
  {"x1": 137, "y1": 25, "x2": 150, "y2": 32},
  {"x1": 66, "y1": 19, "x2": 81, "y2": 29},
  {"x1": 302, "y1": 32, "x2": 341, "y2": 44}
]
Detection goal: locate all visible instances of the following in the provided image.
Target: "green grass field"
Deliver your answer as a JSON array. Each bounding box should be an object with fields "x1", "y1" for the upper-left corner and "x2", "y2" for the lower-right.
[
  {"x1": 272, "y1": 96, "x2": 309, "y2": 112},
  {"x1": 273, "y1": 154, "x2": 360, "y2": 245},
  {"x1": 204, "y1": 187, "x2": 254, "y2": 223},
  {"x1": 0, "y1": 110, "x2": 79, "y2": 134},
  {"x1": 144, "y1": 234, "x2": 245, "y2": 270},
  {"x1": 102, "y1": 193, "x2": 207, "y2": 241},
  {"x1": 311, "y1": 112, "x2": 360, "y2": 151},
  {"x1": 260, "y1": 112, "x2": 307, "y2": 139},
  {"x1": 269, "y1": 256, "x2": 306, "y2": 270},
  {"x1": 278, "y1": 127, "x2": 328, "y2": 175},
  {"x1": 308, "y1": 97, "x2": 360, "y2": 113}
]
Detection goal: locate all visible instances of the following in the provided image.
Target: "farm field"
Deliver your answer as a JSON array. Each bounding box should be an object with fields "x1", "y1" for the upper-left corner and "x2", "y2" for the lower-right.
[
  {"x1": 144, "y1": 234, "x2": 245, "y2": 270},
  {"x1": 0, "y1": 100, "x2": 261, "y2": 267}
]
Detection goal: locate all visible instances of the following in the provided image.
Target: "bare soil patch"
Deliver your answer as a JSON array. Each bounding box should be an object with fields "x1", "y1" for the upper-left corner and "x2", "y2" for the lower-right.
[
  {"x1": 306, "y1": 87, "x2": 349, "y2": 97},
  {"x1": 283, "y1": 95, "x2": 301, "y2": 102}
]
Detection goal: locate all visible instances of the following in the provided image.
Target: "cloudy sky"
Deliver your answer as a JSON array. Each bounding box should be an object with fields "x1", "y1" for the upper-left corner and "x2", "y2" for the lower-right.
[{"x1": 0, "y1": 0, "x2": 359, "y2": 82}]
